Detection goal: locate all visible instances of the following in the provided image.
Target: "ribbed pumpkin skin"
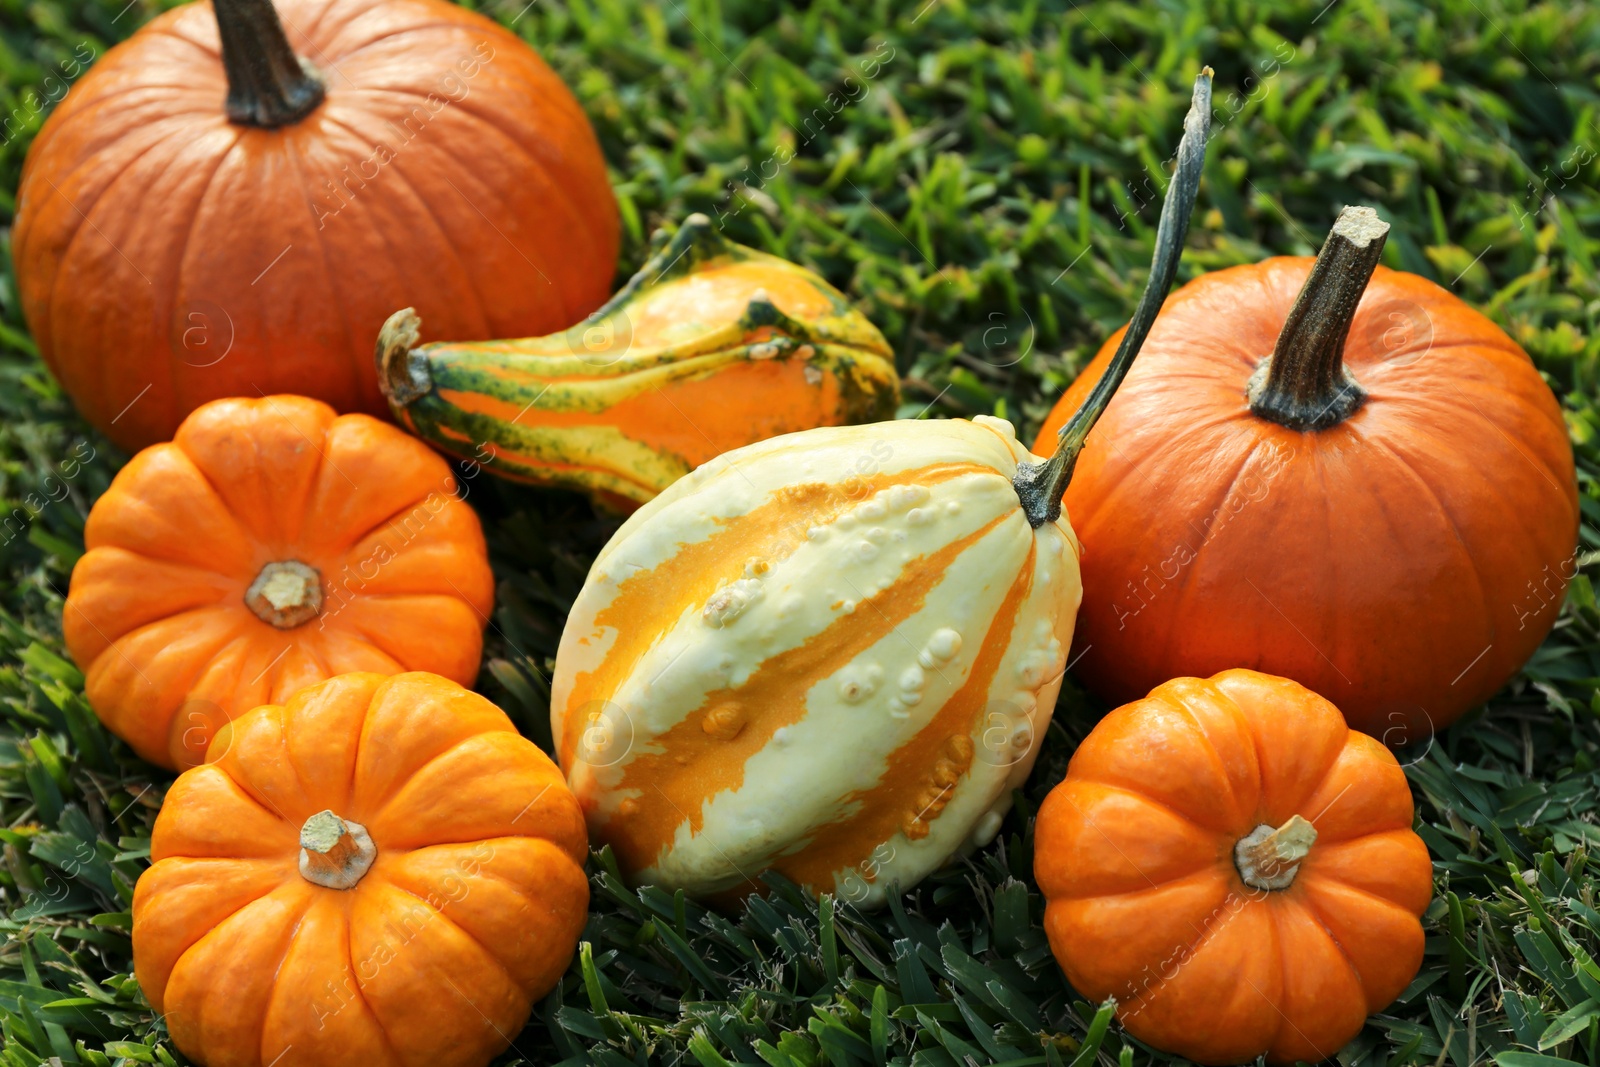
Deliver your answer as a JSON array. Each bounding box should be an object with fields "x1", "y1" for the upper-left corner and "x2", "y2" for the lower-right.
[
  {"x1": 380, "y1": 218, "x2": 899, "y2": 509},
  {"x1": 550, "y1": 415, "x2": 1079, "y2": 907},
  {"x1": 13, "y1": 0, "x2": 618, "y2": 452},
  {"x1": 133, "y1": 672, "x2": 590, "y2": 1067},
  {"x1": 1035, "y1": 259, "x2": 1578, "y2": 740},
  {"x1": 64, "y1": 396, "x2": 494, "y2": 770},
  {"x1": 1036, "y1": 670, "x2": 1432, "y2": 1065}
]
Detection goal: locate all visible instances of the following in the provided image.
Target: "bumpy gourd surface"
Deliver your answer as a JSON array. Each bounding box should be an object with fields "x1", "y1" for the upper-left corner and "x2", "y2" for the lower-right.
[
  {"x1": 133, "y1": 672, "x2": 590, "y2": 1067},
  {"x1": 551, "y1": 415, "x2": 1080, "y2": 906}
]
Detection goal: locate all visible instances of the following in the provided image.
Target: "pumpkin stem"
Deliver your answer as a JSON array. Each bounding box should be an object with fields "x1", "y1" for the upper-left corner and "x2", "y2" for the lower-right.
[
  {"x1": 1234, "y1": 814, "x2": 1317, "y2": 891},
  {"x1": 1247, "y1": 206, "x2": 1390, "y2": 431},
  {"x1": 245, "y1": 560, "x2": 323, "y2": 629},
  {"x1": 299, "y1": 810, "x2": 377, "y2": 890},
  {"x1": 214, "y1": 0, "x2": 326, "y2": 128},
  {"x1": 1014, "y1": 68, "x2": 1213, "y2": 529}
]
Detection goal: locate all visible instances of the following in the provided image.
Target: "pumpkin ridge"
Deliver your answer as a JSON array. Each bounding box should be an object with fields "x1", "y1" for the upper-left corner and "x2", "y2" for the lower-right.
[
  {"x1": 376, "y1": 875, "x2": 525, "y2": 991},
  {"x1": 335, "y1": 894, "x2": 407, "y2": 1067},
  {"x1": 315, "y1": 469, "x2": 464, "y2": 560},
  {"x1": 159, "y1": 622, "x2": 260, "y2": 764},
  {"x1": 1296, "y1": 863, "x2": 1430, "y2": 919},
  {"x1": 1150, "y1": 432, "x2": 1270, "y2": 676},
  {"x1": 312, "y1": 109, "x2": 492, "y2": 334},
  {"x1": 253, "y1": 891, "x2": 324, "y2": 1065},
  {"x1": 139, "y1": 859, "x2": 298, "y2": 999},
  {"x1": 1268, "y1": 893, "x2": 1368, "y2": 1052},
  {"x1": 405, "y1": 137, "x2": 567, "y2": 313},
  {"x1": 1438, "y1": 380, "x2": 1574, "y2": 498},
  {"x1": 146, "y1": 447, "x2": 255, "y2": 567},
  {"x1": 1380, "y1": 392, "x2": 1572, "y2": 570},
  {"x1": 1369, "y1": 385, "x2": 1576, "y2": 514},
  {"x1": 367, "y1": 143, "x2": 496, "y2": 335},
  {"x1": 168, "y1": 879, "x2": 315, "y2": 1053},
  {"x1": 1059, "y1": 780, "x2": 1226, "y2": 857},
  {"x1": 1358, "y1": 432, "x2": 1491, "y2": 633},
  {"x1": 37, "y1": 123, "x2": 203, "y2": 390},
  {"x1": 1144, "y1": 690, "x2": 1259, "y2": 831},
  {"x1": 167, "y1": 132, "x2": 248, "y2": 415},
  {"x1": 363, "y1": 729, "x2": 524, "y2": 836},
  {"x1": 375, "y1": 83, "x2": 609, "y2": 290},
  {"x1": 282, "y1": 133, "x2": 365, "y2": 395}
]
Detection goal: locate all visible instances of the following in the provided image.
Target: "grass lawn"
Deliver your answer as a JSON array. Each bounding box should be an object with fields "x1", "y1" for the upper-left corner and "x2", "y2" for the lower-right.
[{"x1": 2, "y1": 0, "x2": 1599, "y2": 1064}]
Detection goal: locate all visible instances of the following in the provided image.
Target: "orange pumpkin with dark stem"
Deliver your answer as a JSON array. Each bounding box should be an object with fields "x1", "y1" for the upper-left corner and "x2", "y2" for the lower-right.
[
  {"x1": 1035, "y1": 669, "x2": 1432, "y2": 1065},
  {"x1": 133, "y1": 671, "x2": 590, "y2": 1067},
  {"x1": 64, "y1": 395, "x2": 494, "y2": 770},
  {"x1": 13, "y1": 0, "x2": 618, "y2": 452},
  {"x1": 1035, "y1": 207, "x2": 1579, "y2": 740}
]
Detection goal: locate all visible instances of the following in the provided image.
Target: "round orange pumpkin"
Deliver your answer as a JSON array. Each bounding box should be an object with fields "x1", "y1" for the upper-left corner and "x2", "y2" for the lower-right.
[
  {"x1": 64, "y1": 394, "x2": 494, "y2": 770},
  {"x1": 1035, "y1": 207, "x2": 1579, "y2": 740},
  {"x1": 13, "y1": 0, "x2": 618, "y2": 451},
  {"x1": 133, "y1": 671, "x2": 590, "y2": 1067},
  {"x1": 1035, "y1": 669, "x2": 1432, "y2": 1065}
]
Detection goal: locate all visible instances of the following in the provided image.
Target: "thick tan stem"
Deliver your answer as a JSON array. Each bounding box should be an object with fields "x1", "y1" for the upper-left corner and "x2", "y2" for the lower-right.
[
  {"x1": 1234, "y1": 814, "x2": 1317, "y2": 891},
  {"x1": 299, "y1": 810, "x2": 376, "y2": 890},
  {"x1": 245, "y1": 560, "x2": 322, "y2": 629}
]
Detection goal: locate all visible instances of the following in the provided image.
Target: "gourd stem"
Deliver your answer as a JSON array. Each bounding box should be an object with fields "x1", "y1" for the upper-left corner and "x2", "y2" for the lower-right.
[
  {"x1": 1247, "y1": 206, "x2": 1390, "y2": 430},
  {"x1": 1014, "y1": 68, "x2": 1213, "y2": 529},
  {"x1": 1234, "y1": 814, "x2": 1317, "y2": 891},
  {"x1": 214, "y1": 0, "x2": 326, "y2": 128}
]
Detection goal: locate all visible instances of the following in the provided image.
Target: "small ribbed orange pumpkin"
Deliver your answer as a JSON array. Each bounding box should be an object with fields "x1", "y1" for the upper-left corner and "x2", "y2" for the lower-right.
[
  {"x1": 133, "y1": 672, "x2": 589, "y2": 1067},
  {"x1": 1035, "y1": 670, "x2": 1432, "y2": 1066},
  {"x1": 1035, "y1": 207, "x2": 1578, "y2": 740},
  {"x1": 65, "y1": 395, "x2": 493, "y2": 770}
]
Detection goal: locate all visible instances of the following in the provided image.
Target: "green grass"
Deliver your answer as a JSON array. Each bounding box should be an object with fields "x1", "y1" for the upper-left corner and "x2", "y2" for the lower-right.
[{"x1": 2, "y1": 0, "x2": 1600, "y2": 1064}]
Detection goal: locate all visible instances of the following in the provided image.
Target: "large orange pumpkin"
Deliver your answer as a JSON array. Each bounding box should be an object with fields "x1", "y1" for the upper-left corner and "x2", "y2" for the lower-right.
[
  {"x1": 13, "y1": 0, "x2": 618, "y2": 451},
  {"x1": 64, "y1": 395, "x2": 494, "y2": 770},
  {"x1": 133, "y1": 671, "x2": 590, "y2": 1067},
  {"x1": 1035, "y1": 669, "x2": 1432, "y2": 1065},
  {"x1": 1035, "y1": 207, "x2": 1579, "y2": 740}
]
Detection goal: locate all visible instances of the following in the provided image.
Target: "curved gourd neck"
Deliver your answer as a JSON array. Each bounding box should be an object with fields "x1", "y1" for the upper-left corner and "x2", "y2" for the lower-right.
[
  {"x1": 214, "y1": 0, "x2": 326, "y2": 128},
  {"x1": 1014, "y1": 67, "x2": 1214, "y2": 529}
]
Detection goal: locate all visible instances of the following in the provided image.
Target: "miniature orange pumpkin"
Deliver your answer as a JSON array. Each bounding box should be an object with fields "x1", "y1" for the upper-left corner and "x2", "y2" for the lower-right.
[
  {"x1": 64, "y1": 395, "x2": 494, "y2": 770},
  {"x1": 1035, "y1": 669, "x2": 1432, "y2": 1065},
  {"x1": 1034, "y1": 207, "x2": 1579, "y2": 740},
  {"x1": 133, "y1": 671, "x2": 589, "y2": 1067}
]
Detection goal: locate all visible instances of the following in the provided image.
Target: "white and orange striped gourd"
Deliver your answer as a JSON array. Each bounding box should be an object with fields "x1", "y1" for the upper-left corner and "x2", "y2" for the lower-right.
[{"x1": 550, "y1": 71, "x2": 1214, "y2": 908}]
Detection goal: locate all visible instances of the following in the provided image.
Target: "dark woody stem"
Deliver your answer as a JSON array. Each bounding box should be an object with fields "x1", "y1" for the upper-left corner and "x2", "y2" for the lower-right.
[
  {"x1": 1014, "y1": 68, "x2": 1214, "y2": 529},
  {"x1": 214, "y1": 0, "x2": 326, "y2": 128},
  {"x1": 1246, "y1": 206, "x2": 1390, "y2": 430}
]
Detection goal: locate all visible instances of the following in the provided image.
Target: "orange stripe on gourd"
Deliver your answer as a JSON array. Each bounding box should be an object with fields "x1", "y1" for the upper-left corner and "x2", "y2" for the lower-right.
[
  {"x1": 771, "y1": 539, "x2": 1037, "y2": 896},
  {"x1": 556, "y1": 462, "x2": 993, "y2": 767},
  {"x1": 600, "y1": 511, "x2": 1013, "y2": 875}
]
